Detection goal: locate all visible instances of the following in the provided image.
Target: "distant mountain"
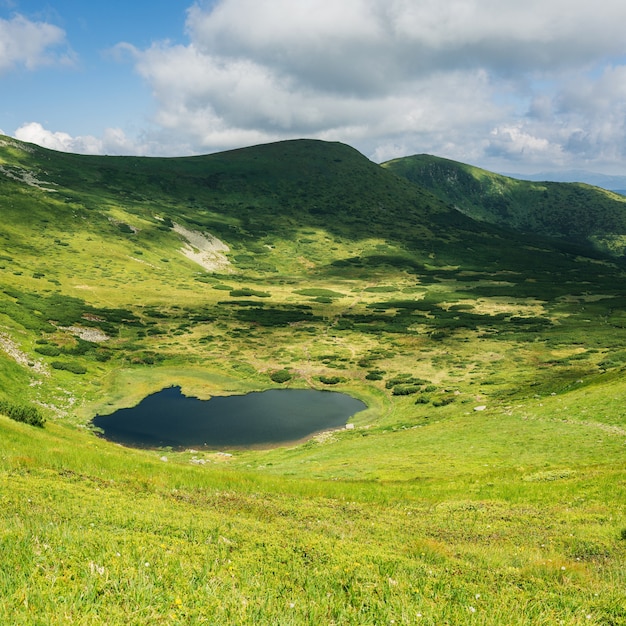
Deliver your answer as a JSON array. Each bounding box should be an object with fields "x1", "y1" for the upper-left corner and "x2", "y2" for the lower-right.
[
  {"x1": 502, "y1": 169, "x2": 626, "y2": 192},
  {"x1": 383, "y1": 153, "x2": 626, "y2": 257}
]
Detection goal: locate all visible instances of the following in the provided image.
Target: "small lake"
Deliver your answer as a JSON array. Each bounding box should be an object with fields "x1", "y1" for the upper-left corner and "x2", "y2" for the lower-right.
[{"x1": 92, "y1": 386, "x2": 366, "y2": 449}]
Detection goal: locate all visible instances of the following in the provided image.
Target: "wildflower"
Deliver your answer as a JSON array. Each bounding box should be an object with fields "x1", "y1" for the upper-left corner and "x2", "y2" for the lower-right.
[
  {"x1": 175, "y1": 598, "x2": 183, "y2": 606},
  {"x1": 475, "y1": 594, "x2": 481, "y2": 600},
  {"x1": 89, "y1": 562, "x2": 105, "y2": 576},
  {"x1": 289, "y1": 603, "x2": 295, "y2": 609},
  {"x1": 144, "y1": 562, "x2": 150, "y2": 567},
  {"x1": 469, "y1": 606, "x2": 476, "y2": 613}
]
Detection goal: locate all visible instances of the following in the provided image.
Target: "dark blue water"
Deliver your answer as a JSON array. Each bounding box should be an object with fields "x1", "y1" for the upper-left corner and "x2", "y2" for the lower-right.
[{"x1": 92, "y1": 386, "x2": 366, "y2": 449}]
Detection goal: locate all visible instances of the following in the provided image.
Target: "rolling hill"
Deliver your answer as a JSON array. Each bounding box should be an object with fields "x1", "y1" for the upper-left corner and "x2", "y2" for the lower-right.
[
  {"x1": 1, "y1": 135, "x2": 625, "y2": 624},
  {"x1": 383, "y1": 152, "x2": 626, "y2": 256}
]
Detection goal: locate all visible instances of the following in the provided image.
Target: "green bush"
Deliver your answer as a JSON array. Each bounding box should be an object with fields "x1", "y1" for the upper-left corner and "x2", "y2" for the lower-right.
[
  {"x1": 294, "y1": 288, "x2": 344, "y2": 298},
  {"x1": 51, "y1": 361, "x2": 87, "y2": 375},
  {"x1": 385, "y1": 375, "x2": 426, "y2": 389},
  {"x1": 230, "y1": 288, "x2": 271, "y2": 298},
  {"x1": 34, "y1": 344, "x2": 61, "y2": 357},
  {"x1": 391, "y1": 384, "x2": 422, "y2": 396},
  {"x1": 432, "y1": 395, "x2": 456, "y2": 407},
  {"x1": 270, "y1": 369, "x2": 292, "y2": 384},
  {"x1": 318, "y1": 375, "x2": 346, "y2": 385},
  {"x1": 0, "y1": 400, "x2": 45, "y2": 427}
]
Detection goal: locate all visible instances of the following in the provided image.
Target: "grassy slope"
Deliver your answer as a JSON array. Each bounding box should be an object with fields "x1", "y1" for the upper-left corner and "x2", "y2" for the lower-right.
[
  {"x1": 383, "y1": 153, "x2": 626, "y2": 256},
  {"x1": 1, "y1": 135, "x2": 626, "y2": 624}
]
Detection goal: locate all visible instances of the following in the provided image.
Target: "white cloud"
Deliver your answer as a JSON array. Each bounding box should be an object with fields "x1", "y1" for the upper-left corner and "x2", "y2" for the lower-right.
[
  {"x1": 186, "y1": 0, "x2": 626, "y2": 82},
  {"x1": 0, "y1": 14, "x2": 73, "y2": 74},
  {"x1": 483, "y1": 63, "x2": 626, "y2": 171},
  {"x1": 13, "y1": 122, "x2": 148, "y2": 156},
  {"x1": 10, "y1": 1, "x2": 626, "y2": 174},
  {"x1": 111, "y1": 0, "x2": 626, "y2": 170},
  {"x1": 487, "y1": 124, "x2": 559, "y2": 161}
]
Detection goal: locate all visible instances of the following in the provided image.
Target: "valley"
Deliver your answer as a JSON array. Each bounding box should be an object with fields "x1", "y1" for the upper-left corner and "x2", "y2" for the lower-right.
[{"x1": 1, "y1": 135, "x2": 625, "y2": 624}]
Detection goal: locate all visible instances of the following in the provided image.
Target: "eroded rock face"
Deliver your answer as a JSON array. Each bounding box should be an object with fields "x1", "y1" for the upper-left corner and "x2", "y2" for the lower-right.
[
  {"x1": 0, "y1": 164, "x2": 57, "y2": 192},
  {"x1": 0, "y1": 332, "x2": 48, "y2": 375},
  {"x1": 61, "y1": 326, "x2": 110, "y2": 343},
  {"x1": 172, "y1": 223, "x2": 231, "y2": 272}
]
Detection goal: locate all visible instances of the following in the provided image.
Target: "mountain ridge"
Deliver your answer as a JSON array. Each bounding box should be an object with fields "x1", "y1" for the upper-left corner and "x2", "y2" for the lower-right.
[
  {"x1": 501, "y1": 168, "x2": 626, "y2": 190},
  {"x1": 382, "y1": 152, "x2": 626, "y2": 256}
]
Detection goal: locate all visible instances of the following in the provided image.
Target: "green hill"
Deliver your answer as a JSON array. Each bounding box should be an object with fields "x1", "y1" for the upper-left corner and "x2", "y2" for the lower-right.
[
  {"x1": 1, "y1": 135, "x2": 625, "y2": 624},
  {"x1": 383, "y1": 153, "x2": 626, "y2": 256}
]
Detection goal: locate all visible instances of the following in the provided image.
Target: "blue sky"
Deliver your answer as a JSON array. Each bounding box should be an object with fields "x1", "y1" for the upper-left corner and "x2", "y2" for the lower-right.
[
  {"x1": 2, "y1": 0, "x2": 626, "y2": 176},
  {"x1": 0, "y1": 1, "x2": 187, "y2": 137}
]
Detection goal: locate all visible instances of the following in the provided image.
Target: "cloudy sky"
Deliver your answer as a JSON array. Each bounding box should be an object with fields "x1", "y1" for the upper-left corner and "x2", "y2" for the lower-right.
[{"x1": 1, "y1": 0, "x2": 626, "y2": 175}]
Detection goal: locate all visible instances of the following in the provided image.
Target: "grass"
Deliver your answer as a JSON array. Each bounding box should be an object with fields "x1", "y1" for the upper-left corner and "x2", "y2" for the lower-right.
[
  {"x1": 1, "y1": 135, "x2": 626, "y2": 623},
  {"x1": 2, "y1": 407, "x2": 625, "y2": 625}
]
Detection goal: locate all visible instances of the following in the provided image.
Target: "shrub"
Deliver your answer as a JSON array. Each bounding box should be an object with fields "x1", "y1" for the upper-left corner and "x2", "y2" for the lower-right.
[
  {"x1": 270, "y1": 369, "x2": 292, "y2": 384},
  {"x1": 0, "y1": 400, "x2": 45, "y2": 427},
  {"x1": 432, "y1": 395, "x2": 456, "y2": 407},
  {"x1": 51, "y1": 361, "x2": 87, "y2": 374},
  {"x1": 34, "y1": 345, "x2": 61, "y2": 357},
  {"x1": 365, "y1": 370, "x2": 384, "y2": 381},
  {"x1": 63, "y1": 338, "x2": 94, "y2": 356},
  {"x1": 385, "y1": 375, "x2": 426, "y2": 389},
  {"x1": 230, "y1": 288, "x2": 271, "y2": 298},
  {"x1": 318, "y1": 375, "x2": 345, "y2": 385},
  {"x1": 294, "y1": 288, "x2": 344, "y2": 298},
  {"x1": 391, "y1": 384, "x2": 422, "y2": 396}
]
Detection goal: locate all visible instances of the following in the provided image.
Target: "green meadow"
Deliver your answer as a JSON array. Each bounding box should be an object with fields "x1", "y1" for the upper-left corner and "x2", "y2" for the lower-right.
[{"x1": 1, "y1": 135, "x2": 625, "y2": 624}]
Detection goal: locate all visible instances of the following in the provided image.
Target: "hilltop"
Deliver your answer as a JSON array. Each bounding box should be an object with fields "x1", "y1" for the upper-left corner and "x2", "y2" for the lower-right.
[
  {"x1": 1, "y1": 135, "x2": 625, "y2": 624},
  {"x1": 383, "y1": 153, "x2": 626, "y2": 256}
]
